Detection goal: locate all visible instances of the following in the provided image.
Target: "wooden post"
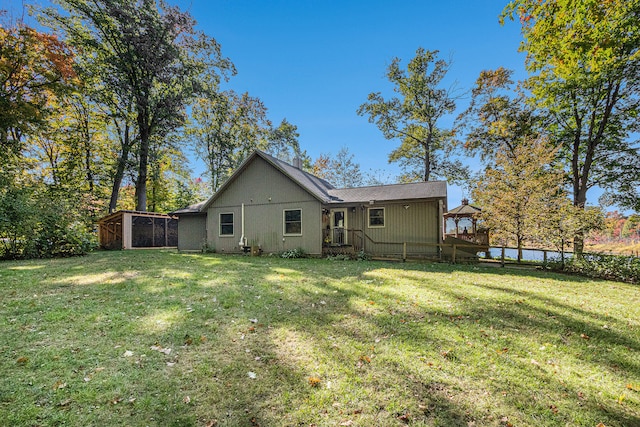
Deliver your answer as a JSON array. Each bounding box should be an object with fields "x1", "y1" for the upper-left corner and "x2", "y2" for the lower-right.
[
  {"x1": 402, "y1": 242, "x2": 407, "y2": 262},
  {"x1": 452, "y1": 244, "x2": 457, "y2": 264},
  {"x1": 501, "y1": 246, "x2": 505, "y2": 267},
  {"x1": 543, "y1": 250, "x2": 547, "y2": 264}
]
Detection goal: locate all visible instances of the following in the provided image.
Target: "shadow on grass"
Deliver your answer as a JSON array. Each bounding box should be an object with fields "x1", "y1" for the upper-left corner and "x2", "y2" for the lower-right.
[{"x1": 1, "y1": 251, "x2": 638, "y2": 426}]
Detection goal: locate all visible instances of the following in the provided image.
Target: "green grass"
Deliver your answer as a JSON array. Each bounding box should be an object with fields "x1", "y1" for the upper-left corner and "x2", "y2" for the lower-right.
[{"x1": 1, "y1": 250, "x2": 639, "y2": 426}]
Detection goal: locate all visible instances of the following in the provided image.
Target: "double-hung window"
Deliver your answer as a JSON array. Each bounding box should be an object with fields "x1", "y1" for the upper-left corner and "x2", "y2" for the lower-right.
[
  {"x1": 219, "y1": 213, "x2": 234, "y2": 236},
  {"x1": 283, "y1": 209, "x2": 302, "y2": 235},
  {"x1": 368, "y1": 207, "x2": 385, "y2": 228}
]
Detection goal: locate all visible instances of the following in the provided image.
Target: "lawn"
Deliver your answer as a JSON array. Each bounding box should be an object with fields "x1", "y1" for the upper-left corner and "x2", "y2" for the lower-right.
[{"x1": 1, "y1": 250, "x2": 639, "y2": 427}]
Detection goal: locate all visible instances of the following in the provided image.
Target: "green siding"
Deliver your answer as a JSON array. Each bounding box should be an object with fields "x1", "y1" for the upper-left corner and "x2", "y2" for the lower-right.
[
  {"x1": 177, "y1": 214, "x2": 206, "y2": 251},
  {"x1": 207, "y1": 156, "x2": 323, "y2": 255},
  {"x1": 359, "y1": 201, "x2": 440, "y2": 256}
]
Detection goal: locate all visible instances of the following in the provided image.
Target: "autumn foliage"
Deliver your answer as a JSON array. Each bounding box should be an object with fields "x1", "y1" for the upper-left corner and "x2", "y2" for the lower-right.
[{"x1": 0, "y1": 24, "x2": 75, "y2": 152}]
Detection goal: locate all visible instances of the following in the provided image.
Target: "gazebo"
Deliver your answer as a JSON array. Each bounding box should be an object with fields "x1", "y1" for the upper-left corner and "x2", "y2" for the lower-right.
[{"x1": 443, "y1": 199, "x2": 489, "y2": 246}]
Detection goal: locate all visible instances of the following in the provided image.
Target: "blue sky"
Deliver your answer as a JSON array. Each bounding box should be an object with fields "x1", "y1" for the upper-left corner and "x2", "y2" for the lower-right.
[
  {"x1": 177, "y1": 0, "x2": 528, "y2": 205},
  {"x1": 6, "y1": 0, "x2": 528, "y2": 206}
]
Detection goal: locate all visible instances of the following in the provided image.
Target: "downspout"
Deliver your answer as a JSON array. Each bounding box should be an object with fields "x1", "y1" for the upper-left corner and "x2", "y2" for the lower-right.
[
  {"x1": 238, "y1": 203, "x2": 246, "y2": 248},
  {"x1": 438, "y1": 199, "x2": 444, "y2": 259},
  {"x1": 362, "y1": 205, "x2": 366, "y2": 252}
]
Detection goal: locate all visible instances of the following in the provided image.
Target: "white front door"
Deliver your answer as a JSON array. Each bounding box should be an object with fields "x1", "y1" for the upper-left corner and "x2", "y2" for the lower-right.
[{"x1": 330, "y1": 208, "x2": 347, "y2": 245}]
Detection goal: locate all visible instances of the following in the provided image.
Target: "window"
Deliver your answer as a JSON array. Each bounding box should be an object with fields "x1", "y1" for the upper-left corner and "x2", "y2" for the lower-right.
[
  {"x1": 284, "y1": 209, "x2": 302, "y2": 235},
  {"x1": 219, "y1": 213, "x2": 234, "y2": 236},
  {"x1": 368, "y1": 207, "x2": 385, "y2": 228}
]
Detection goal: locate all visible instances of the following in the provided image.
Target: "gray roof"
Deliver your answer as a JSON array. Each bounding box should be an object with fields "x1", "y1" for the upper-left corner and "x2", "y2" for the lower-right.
[
  {"x1": 446, "y1": 199, "x2": 482, "y2": 216},
  {"x1": 182, "y1": 150, "x2": 447, "y2": 215},
  {"x1": 261, "y1": 151, "x2": 446, "y2": 204},
  {"x1": 328, "y1": 181, "x2": 447, "y2": 204},
  {"x1": 169, "y1": 201, "x2": 206, "y2": 215},
  {"x1": 258, "y1": 151, "x2": 337, "y2": 202}
]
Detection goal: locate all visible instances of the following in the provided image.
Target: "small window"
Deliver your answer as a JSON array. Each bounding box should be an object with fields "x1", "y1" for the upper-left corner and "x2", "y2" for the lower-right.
[
  {"x1": 219, "y1": 213, "x2": 234, "y2": 236},
  {"x1": 368, "y1": 207, "x2": 385, "y2": 228},
  {"x1": 284, "y1": 209, "x2": 302, "y2": 235}
]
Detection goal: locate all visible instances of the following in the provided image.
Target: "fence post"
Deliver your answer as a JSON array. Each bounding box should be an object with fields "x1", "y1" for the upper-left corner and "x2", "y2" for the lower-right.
[
  {"x1": 501, "y1": 246, "x2": 505, "y2": 267},
  {"x1": 543, "y1": 250, "x2": 547, "y2": 264},
  {"x1": 452, "y1": 244, "x2": 457, "y2": 264},
  {"x1": 402, "y1": 242, "x2": 407, "y2": 262}
]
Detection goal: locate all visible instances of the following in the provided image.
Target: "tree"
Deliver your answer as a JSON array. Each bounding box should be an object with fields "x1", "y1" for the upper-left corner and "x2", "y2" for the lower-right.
[
  {"x1": 312, "y1": 147, "x2": 363, "y2": 188},
  {"x1": 457, "y1": 67, "x2": 538, "y2": 161},
  {"x1": 622, "y1": 214, "x2": 640, "y2": 239},
  {"x1": 41, "y1": 0, "x2": 233, "y2": 211},
  {"x1": 388, "y1": 127, "x2": 470, "y2": 185},
  {"x1": 266, "y1": 118, "x2": 300, "y2": 163},
  {"x1": 189, "y1": 90, "x2": 268, "y2": 191},
  {"x1": 502, "y1": 0, "x2": 640, "y2": 253},
  {"x1": 0, "y1": 22, "x2": 75, "y2": 168},
  {"x1": 357, "y1": 47, "x2": 460, "y2": 182},
  {"x1": 472, "y1": 137, "x2": 567, "y2": 262}
]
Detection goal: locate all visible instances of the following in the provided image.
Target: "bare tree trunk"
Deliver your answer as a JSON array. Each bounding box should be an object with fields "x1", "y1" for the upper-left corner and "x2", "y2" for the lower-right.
[
  {"x1": 135, "y1": 112, "x2": 150, "y2": 212},
  {"x1": 108, "y1": 126, "x2": 133, "y2": 213}
]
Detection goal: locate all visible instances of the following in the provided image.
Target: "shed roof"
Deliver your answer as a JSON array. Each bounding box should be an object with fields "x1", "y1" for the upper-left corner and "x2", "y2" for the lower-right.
[
  {"x1": 169, "y1": 201, "x2": 206, "y2": 215},
  {"x1": 98, "y1": 210, "x2": 176, "y2": 224}
]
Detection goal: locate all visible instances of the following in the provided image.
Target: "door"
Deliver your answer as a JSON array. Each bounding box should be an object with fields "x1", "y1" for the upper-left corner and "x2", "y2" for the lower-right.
[{"x1": 330, "y1": 208, "x2": 347, "y2": 245}]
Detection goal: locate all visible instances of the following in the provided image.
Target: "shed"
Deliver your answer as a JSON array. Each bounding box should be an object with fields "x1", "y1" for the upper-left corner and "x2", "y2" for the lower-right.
[{"x1": 98, "y1": 210, "x2": 178, "y2": 250}]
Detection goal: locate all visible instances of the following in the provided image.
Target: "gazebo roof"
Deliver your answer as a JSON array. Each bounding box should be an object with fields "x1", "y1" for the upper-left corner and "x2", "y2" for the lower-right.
[{"x1": 445, "y1": 198, "x2": 482, "y2": 216}]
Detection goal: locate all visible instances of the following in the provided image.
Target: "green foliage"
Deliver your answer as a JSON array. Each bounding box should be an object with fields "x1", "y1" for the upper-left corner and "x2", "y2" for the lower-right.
[
  {"x1": 265, "y1": 118, "x2": 301, "y2": 164},
  {"x1": 502, "y1": 0, "x2": 640, "y2": 244},
  {"x1": 0, "y1": 186, "x2": 37, "y2": 259},
  {"x1": 0, "y1": 185, "x2": 95, "y2": 260},
  {"x1": 280, "y1": 247, "x2": 307, "y2": 259},
  {"x1": 189, "y1": 90, "x2": 268, "y2": 191},
  {"x1": 201, "y1": 242, "x2": 215, "y2": 253},
  {"x1": 456, "y1": 67, "x2": 538, "y2": 162},
  {"x1": 39, "y1": 0, "x2": 235, "y2": 211},
  {"x1": 357, "y1": 47, "x2": 464, "y2": 182},
  {"x1": 549, "y1": 253, "x2": 640, "y2": 285},
  {"x1": 313, "y1": 146, "x2": 363, "y2": 188},
  {"x1": 0, "y1": 23, "x2": 76, "y2": 156},
  {"x1": 472, "y1": 137, "x2": 568, "y2": 261}
]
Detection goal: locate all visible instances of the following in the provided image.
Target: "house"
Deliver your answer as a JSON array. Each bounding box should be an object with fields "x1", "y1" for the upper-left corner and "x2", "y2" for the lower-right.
[
  {"x1": 98, "y1": 210, "x2": 178, "y2": 250},
  {"x1": 171, "y1": 150, "x2": 447, "y2": 258}
]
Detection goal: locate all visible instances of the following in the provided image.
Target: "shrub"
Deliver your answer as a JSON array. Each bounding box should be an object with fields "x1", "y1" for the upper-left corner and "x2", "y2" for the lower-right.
[
  {"x1": 201, "y1": 242, "x2": 216, "y2": 253},
  {"x1": 0, "y1": 186, "x2": 95, "y2": 259},
  {"x1": 280, "y1": 247, "x2": 306, "y2": 259},
  {"x1": 548, "y1": 253, "x2": 640, "y2": 284}
]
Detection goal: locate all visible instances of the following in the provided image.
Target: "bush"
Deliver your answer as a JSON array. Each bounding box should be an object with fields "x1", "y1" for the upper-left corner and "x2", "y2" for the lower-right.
[
  {"x1": 280, "y1": 247, "x2": 307, "y2": 259},
  {"x1": 548, "y1": 253, "x2": 640, "y2": 284},
  {"x1": 32, "y1": 220, "x2": 96, "y2": 258},
  {"x1": 0, "y1": 186, "x2": 96, "y2": 260}
]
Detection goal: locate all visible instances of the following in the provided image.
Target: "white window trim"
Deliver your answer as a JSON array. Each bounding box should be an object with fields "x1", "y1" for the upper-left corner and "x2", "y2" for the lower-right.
[
  {"x1": 368, "y1": 207, "x2": 385, "y2": 228},
  {"x1": 283, "y1": 208, "x2": 303, "y2": 236},
  {"x1": 219, "y1": 212, "x2": 234, "y2": 237}
]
